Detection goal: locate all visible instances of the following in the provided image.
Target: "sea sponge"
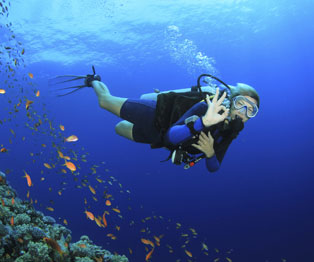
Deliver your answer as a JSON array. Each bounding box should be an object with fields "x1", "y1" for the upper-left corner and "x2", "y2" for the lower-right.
[
  {"x1": 0, "y1": 204, "x2": 13, "y2": 223},
  {"x1": 49, "y1": 223, "x2": 71, "y2": 241},
  {"x1": 30, "y1": 226, "x2": 47, "y2": 240},
  {"x1": 0, "y1": 222, "x2": 8, "y2": 236},
  {"x1": 80, "y1": 235, "x2": 92, "y2": 243},
  {"x1": 70, "y1": 235, "x2": 106, "y2": 258},
  {"x1": 106, "y1": 255, "x2": 129, "y2": 262},
  {"x1": 70, "y1": 242, "x2": 92, "y2": 257},
  {"x1": 0, "y1": 171, "x2": 6, "y2": 185},
  {"x1": 12, "y1": 224, "x2": 33, "y2": 242},
  {"x1": 14, "y1": 213, "x2": 31, "y2": 225},
  {"x1": 43, "y1": 216, "x2": 56, "y2": 225},
  {"x1": 74, "y1": 257, "x2": 94, "y2": 262},
  {"x1": 0, "y1": 247, "x2": 4, "y2": 258},
  {"x1": 15, "y1": 241, "x2": 50, "y2": 262}
]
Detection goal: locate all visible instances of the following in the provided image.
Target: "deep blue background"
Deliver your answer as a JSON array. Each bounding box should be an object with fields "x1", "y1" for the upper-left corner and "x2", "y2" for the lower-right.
[{"x1": 1, "y1": 0, "x2": 314, "y2": 261}]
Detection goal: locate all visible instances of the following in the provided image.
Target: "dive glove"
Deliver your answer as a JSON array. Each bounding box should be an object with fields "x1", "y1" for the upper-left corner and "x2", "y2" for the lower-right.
[{"x1": 84, "y1": 66, "x2": 102, "y2": 87}]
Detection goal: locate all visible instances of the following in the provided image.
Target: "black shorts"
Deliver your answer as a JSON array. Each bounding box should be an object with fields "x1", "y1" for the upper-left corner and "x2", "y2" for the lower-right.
[{"x1": 120, "y1": 99, "x2": 163, "y2": 144}]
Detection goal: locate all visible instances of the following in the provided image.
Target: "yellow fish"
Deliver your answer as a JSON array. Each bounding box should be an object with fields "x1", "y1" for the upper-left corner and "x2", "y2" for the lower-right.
[
  {"x1": 185, "y1": 250, "x2": 192, "y2": 258},
  {"x1": 44, "y1": 163, "x2": 52, "y2": 169},
  {"x1": 88, "y1": 185, "x2": 96, "y2": 195},
  {"x1": 112, "y1": 208, "x2": 120, "y2": 213},
  {"x1": 64, "y1": 135, "x2": 78, "y2": 142},
  {"x1": 57, "y1": 151, "x2": 64, "y2": 158}
]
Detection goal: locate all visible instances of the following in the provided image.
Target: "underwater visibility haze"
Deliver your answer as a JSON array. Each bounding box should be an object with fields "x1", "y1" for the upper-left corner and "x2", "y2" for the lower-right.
[{"x1": 0, "y1": 0, "x2": 314, "y2": 261}]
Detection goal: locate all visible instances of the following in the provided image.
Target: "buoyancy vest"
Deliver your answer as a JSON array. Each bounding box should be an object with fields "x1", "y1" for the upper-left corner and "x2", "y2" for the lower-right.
[{"x1": 151, "y1": 91, "x2": 244, "y2": 165}]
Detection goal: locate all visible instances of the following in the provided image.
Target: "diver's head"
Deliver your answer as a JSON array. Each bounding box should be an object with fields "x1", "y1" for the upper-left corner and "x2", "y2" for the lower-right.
[{"x1": 228, "y1": 83, "x2": 260, "y2": 123}]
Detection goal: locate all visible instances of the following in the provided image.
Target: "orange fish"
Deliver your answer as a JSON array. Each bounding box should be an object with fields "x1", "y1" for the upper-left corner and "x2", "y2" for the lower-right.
[
  {"x1": 17, "y1": 238, "x2": 24, "y2": 244},
  {"x1": 78, "y1": 243, "x2": 87, "y2": 248},
  {"x1": 44, "y1": 163, "x2": 52, "y2": 169},
  {"x1": 153, "y1": 236, "x2": 160, "y2": 242},
  {"x1": 63, "y1": 156, "x2": 71, "y2": 160},
  {"x1": 112, "y1": 208, "x2": 120, "y2": 213},
  {"x1": 102, "y1": 212, "x2": 108, "y2": 227},
  {"x1": 46, "y1": 207, "x2": 54, "y2": 212},
  {"x1": 23, "y1": 170, "x2": 32, "y2": 187},
  {"x1": 1, "y1": 199, "x2": 5, "y2": 206},
  {"x1": 95, "y1": 217, "x2": 103, "y2": 227},
  {"x1": 88, "y1": 185, "x2": 96, "y2": 195},
  {"x1": 185, "y1": 250, "x2": 192, "y2": 258},
  {"x1": 25, "y1": 99, "x2": 33, "y2": 110},
  {"x1": 141, "y1": 239, "x2": 155, "y2": 248},
  {"x1": 92, "y1": 196, "x2": 98, "y2": 202},
  {"x1": 28, "y1": 73, "x2": 33, "y2": 79},
  {"x1": 61, "y1": 169, "x2": 67, "y2": 174},
  {"x1": 0, "y1": 148, "x2": 7, "y2": 153},
  {"x1": 21, "y1": 49, "x2": 25, "y2": 55},
  {"x1": 64, "y1": 161, "x2": 76, "y2": 172},
  {"x1": 105, "y1": 194, "x2": 112, "y2": 199},
  {"x1": 105, "y1": 200, "x2": 111, "y2": 206},
  {"x1": 59, "y1": 125, "x2": 65, "y2": 131},
  {"x1": 85, "y1": 210, "x2": 95, "y2": 221},
  {"x1": 11, "y1": 198, "x2": 15, "y2": 205},
  {"x1": 43, "y1": 237, "x2": 63, "y2": 255},
  {"x1": 57, "y1": 151, "x2": 64, "y2": 158},
  {"x1": 145, "y1": 248, "x2": 154, "y2": 261},
  {"x1": 106, "y1": 233, "x2": 116, "y2": 239},
  {"x1": 35, "y1": 90, "x2": 40, "y2": 97},
  {"x1": 10, "y1": 216, "x2": 14, "y2": 226},
  {"x1": 0, "y1": 89, "x2": 5, "y2": 94},
  {"x1": 63, "y1": 219, "x2": 68, "y2": 225},
  {"x1": 26, "y1": 191, "x2": 30, "y2": 198},
  {"x1": 64, "y1": 135, "x2": 78, "y2": 142}
]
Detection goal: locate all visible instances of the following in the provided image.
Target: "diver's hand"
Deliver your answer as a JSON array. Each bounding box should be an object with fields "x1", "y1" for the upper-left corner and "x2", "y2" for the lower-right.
[
  {"x1": 192, "y1": 131, "x2": 215, "y2": 158},
  {"x1": 85, "y1": 74, "x2": 101, "y2": 87},
  {"x1": 202, "y1": 88, "x2": 229, "y2": 127}
]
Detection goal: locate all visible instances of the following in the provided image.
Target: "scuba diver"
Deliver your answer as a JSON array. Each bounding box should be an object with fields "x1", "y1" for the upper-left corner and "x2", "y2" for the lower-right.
[{"x1": 51, "y1": 66, "x2": 260, "y2": 173}]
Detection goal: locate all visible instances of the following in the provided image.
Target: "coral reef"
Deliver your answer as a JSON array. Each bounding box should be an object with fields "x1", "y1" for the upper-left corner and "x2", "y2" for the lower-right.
[{"x1": 0, "y1": 171, "x2": 128, "y2": 262}]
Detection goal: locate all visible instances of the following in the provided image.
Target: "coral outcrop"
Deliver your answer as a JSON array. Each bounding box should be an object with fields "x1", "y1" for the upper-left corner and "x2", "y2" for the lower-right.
[{"x1": 0, "y1": 171, "x2": 128, "y2": 262}]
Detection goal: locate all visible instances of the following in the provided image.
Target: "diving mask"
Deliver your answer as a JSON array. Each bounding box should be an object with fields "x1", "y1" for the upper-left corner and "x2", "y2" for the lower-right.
[{"x1": 232, "y1": 95, "x2": 258, "y2": 118}]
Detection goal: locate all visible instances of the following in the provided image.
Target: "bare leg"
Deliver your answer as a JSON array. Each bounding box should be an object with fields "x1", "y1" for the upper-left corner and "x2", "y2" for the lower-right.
[
  {"x1": 115, "y1": 120, "x2": 134, "y2": 141},
  {"x1": 92, "y1": 80, "x2": 127, "y2": 117}
]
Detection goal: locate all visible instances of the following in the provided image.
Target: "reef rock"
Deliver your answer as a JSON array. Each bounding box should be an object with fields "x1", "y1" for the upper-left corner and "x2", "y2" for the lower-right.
[{"x1": 0, "y1": 171, "x2": 128, "y2": 262}]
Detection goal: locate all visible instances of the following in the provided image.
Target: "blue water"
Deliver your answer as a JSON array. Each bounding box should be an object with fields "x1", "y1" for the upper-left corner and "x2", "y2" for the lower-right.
[{"x1": 1, "y1": 0, "x2": 314, "y2": 261}]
